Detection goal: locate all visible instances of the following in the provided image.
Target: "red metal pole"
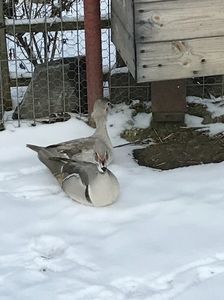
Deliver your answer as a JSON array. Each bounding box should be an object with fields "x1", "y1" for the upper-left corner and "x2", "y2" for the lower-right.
[{"x1": 84, "y1": 0, "x2": 103, "y2": 114}]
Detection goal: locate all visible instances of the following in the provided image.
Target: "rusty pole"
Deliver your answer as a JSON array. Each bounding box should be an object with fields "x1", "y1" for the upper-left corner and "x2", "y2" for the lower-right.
[
  {"x1": 0, "y1": 1, "x2": 12, "y2": 111},
  {"x1": 84, "y1": 0, "x2": 103, "y2": 115}
]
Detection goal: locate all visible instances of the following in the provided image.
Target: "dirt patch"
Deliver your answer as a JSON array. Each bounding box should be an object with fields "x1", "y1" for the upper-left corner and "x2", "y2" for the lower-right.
[
  {"x1": 187, "y1": 102, "x2": 212, "y2": 124},
  {"x1": 132, "y1": 127, "x2": 224, "y2": 170},
  {"x1": 122, "y1": 101, "x2": 224, "y2": 170},
  {"x1": 187, "y1": 102, "x2": 224, "y2": 124}
]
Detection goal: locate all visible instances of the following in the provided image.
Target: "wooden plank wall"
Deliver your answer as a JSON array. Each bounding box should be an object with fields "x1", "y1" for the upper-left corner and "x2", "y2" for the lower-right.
[
  {"x1": 137, "y1": 37, "x2": 224, "y2": 82},
  {"x1": 111, "y1": 0, "x2": 136, "y2": 75},
  {"x1": 134, "y1": 0, "x2": 224, "y2": 82},
  {"x1": 135, "y1": 0, "x2": 224, "y2": 42}
]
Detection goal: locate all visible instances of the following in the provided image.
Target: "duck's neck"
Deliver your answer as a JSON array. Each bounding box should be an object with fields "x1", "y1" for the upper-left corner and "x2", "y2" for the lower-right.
[{"x1": 93, "y1": 117, "x2": 112, "y2": 147}]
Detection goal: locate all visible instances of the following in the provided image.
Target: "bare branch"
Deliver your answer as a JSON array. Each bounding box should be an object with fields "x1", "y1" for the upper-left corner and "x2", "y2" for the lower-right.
[
  {"x1": 50, "y1": 31, "x2": 58, "y2": 60},
  {"x1": 31, "y1": 33, "x2": 44, "y2": 64},
  {"x1": 5, "y1": 0, "x2": 78, "y2": 67},
  {"x1": 16, "y1": 33, "x2": 38, "y2": 66}
]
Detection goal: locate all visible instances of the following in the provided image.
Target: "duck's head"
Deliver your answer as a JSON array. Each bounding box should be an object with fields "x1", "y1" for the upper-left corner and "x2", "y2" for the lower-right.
[
  {"x1": 93, "y1": 139, "x2": 109, "y2": 173},
  {"x1": 91, "y1": 98, "x2": 112, "y2": 122}
]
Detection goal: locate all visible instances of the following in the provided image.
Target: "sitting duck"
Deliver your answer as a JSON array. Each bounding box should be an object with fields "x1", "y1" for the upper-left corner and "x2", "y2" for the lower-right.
[
  {"x1": 27, "y1": 140, "x2": 120, "y2": 207},
  {"x1": 27, "y1": 98, "x2": 113, "y2": 166}
]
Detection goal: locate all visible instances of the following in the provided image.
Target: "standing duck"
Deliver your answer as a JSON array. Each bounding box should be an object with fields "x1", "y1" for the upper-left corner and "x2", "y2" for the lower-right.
[
  {"x1": 27, "y1": 98, "x2": 113, "y2": 166},
  {"x1": 27, "y1": 140, "x2": 120, "y2": 206}
]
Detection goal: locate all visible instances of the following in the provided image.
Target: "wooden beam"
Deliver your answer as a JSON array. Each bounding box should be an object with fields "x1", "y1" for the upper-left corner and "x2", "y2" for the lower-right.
[
  {"x1": 5, "y1": 18, "x2": 110, "y2": 34},
  {"x1": 112, "y1": 0, "x2": 134, "y2": 36},
  {"x1": 0, "y1": 2, "x2": 12, "y2": 110},
  {"x1": 151, "y1": 79, "x2": 186, "y2": 123},
  {"x1": 111, "y1": 10, "x2": 136, "y2": 76}
]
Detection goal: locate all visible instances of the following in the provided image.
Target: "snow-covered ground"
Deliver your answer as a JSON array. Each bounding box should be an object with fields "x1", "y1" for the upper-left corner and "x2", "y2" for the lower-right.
[{"x1": 1, "y1": 104, "x2": 224, "y2": 300}]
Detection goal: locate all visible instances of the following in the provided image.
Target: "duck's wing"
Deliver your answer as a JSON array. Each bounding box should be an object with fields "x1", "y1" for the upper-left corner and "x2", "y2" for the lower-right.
[
  {"x1": 50, "y1": 157, "x2": 98, "y2": 186},
  {"x1": 46, "y1": 137, "x2": 96, "y2": 158},
  {"x1": 27, "y1": 143, "x2": 62, "y2": 171},
  {"x1": 32, "y1": 148, "x2": 65, "y2": 180},
  {"x1": 26, "y1": 144, "x2": 91, "y2": 186}
]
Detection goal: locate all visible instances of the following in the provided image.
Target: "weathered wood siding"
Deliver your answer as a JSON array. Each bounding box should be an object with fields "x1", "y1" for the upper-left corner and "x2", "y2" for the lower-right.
[
  {"x1": 135, "y1": 0, "x2": 224, "y2": 42},
  {"x1": 112, "y1": 0, "x2": 224, "y2": 82},
  {"x1": 137, "y1": 37, "x2": 224, "y2": 82},
  {"x1": 111, "y1": 0, "x2": 136, "y2": 76}
]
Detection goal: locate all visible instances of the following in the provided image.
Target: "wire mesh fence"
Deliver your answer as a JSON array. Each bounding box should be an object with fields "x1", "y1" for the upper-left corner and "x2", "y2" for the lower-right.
[
  {"x1": 1, "y1": 0, "x2": 89, "y2": 126},
  {"x1": 1, "y1": 0, "x2": 224, "y2": 130}
]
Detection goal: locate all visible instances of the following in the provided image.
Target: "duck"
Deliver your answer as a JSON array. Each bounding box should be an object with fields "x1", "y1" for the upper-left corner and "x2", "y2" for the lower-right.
[
  {"x1": 27, "y1": 139, "x2": 120, "y2": 207},
  {"x1": 27, "y1": 98, "x2": 113, "y2": 167}
]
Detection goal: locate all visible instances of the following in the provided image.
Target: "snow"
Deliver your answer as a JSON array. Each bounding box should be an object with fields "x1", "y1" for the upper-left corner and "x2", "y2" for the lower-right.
[
  {"x1": 187, "y1": 96, "x2": 224, "y2": 118},
  {"x1": 10, "y1": 72, "x2": 32, "y2": 79},
  {"x1": 5, "y1": 15, "x2": 110, "y2": 26},
  {"x1": 1, "y1": 104, "x2": 224, "y2": 300},
  {"x1": 184, "y1": 113, "x2": 224, "y2": 135},
  {"x1": 133, "y1": 112, "x2": 152, "y2": 129},
  {"x1": 111, "y1": 67, "x2": 129, "y2": 75},
  {"x1": 185, "y1": 97, "x2": 224, "y2": 136},
  {"x1": 5, "y1": 16, "x2": 83, "y2": 26}
]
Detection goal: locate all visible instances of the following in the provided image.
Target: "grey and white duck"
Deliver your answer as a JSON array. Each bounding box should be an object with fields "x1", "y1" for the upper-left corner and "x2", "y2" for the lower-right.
[
  {"x1": 27, "y1": 98, "x2": 113, "y2": 167},
  {"x1": 27, "y1": 140, "x2": 119, "y2": 207}
]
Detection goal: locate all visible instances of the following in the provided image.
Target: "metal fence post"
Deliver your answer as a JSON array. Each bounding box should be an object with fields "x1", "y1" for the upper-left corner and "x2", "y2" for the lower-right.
[
  {"x1": 84, "y1": 0, "x2": 103, "y2": 115},
  {"x1": 0, "y1": 2, "x2": 12, "y2": 111}
]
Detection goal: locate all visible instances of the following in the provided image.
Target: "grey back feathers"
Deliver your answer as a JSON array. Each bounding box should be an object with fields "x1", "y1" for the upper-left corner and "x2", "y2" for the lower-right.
[{"x1": 27, "y1": 98, "x2": 113, "y2": 165}]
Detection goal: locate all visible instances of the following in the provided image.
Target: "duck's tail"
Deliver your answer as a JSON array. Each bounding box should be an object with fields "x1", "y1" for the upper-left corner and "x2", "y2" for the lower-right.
[
  {"x1": 28, "y1": 144, "x2": 63, "y2": 180},
  {"x1": 26, "y1": 144, "x2": 43, "y2": 152}
]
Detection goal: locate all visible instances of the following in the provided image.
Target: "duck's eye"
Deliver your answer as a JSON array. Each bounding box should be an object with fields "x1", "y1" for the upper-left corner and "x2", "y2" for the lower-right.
[
  {"x1": 106, "y1": 102, "x2": 111, "y2": 111},
  {"x1": 95, "y1": 152, "x2": 98, "y2": 162},
  {"x1": 105, "y1": 152, "x2": 109, "y2": 160}
]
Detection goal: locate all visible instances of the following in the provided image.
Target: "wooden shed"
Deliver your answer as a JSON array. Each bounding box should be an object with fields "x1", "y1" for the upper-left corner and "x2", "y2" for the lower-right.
[{"x1": 111, "y1": 0, "x2": 224, "y2": 83}]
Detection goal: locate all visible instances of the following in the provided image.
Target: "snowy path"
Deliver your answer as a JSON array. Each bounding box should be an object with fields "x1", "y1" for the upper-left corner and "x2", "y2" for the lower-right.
[{"x1": 1, "y1": 107, "x2": 224, "y2": 299}]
